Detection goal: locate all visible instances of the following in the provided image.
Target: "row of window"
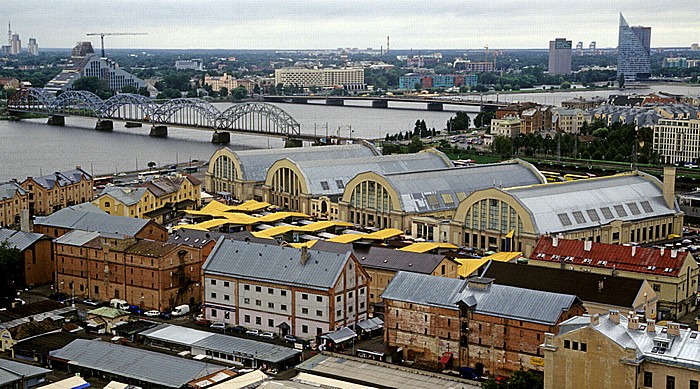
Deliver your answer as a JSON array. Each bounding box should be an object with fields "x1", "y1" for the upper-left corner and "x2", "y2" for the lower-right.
[
  {"x1": 643, "y1": 371, "x2": 697, "y2": 389},
  {"x1": 563, "y1": 339, "x2": 587, "y2": 352}
]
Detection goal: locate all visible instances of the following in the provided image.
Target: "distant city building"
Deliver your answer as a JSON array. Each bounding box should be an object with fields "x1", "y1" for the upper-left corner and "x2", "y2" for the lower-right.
[
  {"x1": 274, "y1": 67, "x2": 365, "y2": 90},
  {"x1": 27, "y1": 37, "x2": 38, "y2": 56},
  {"x1": 398, "y1": 73, "x2": 477, "y2": 90},
  {"x1": 692, "y1": 43, "x2": 699, "y2": 51},
  {"x1": 589, "y1": 41, "x2": 596, "y2": 50},
  {"x1": 662, "y1": 57, "x2": 699, "y2": 68},
  {"x1": 618, "y1": 13, "x2": 651, "y2": 82},
  {"x1": 44, "y1": 42, "x2": 145, "y2": 94},
  {"x1": 10, "y1": 33, "x2": 20, "y2": 55},
  {"x1": 452, "y1": 60, "x2": 494, "y2": 73},
  {"x1": 203, "y1": 73, "x2": 254, "y2": 94},
  {"x1": 561, "y1": 97, "x2": 606, "y2": 110},
  {"x1": 491, "y1": 116, "x2": 521, "y2": 137},
  {"x1": 0, "y1": 180, "x2": 28, "y2": 228},
  {"x1": 654, "y1": 118, "x2": 700, "y2": 165},
  {"x1": 175, "y1": 59, "x2": 203, "y2": 71},
  {"x1": 549, "y1": 38, "x2": 572, "y2": 75},
  {"x1": 551, "y1": 107, "x2": 591, "y2": 134},
  {"x1": 576, "y1": 41, "x2": 583, "y2": 50}
]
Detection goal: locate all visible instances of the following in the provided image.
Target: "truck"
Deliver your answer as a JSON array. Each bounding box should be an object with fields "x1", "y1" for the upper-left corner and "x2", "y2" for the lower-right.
[
  {"x1": 110, "y1": 299, "x2": 129, "y2": 310},
  {"x1": 171, "y1": 304, "x2": 190, "y2": 317}
]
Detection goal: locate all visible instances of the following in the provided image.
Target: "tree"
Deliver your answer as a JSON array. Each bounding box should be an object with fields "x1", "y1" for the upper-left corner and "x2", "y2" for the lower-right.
[
  {"x1": 253, "y1": 84, "x2": 261, "y2": 95},
  {"x1": 618, "y1": 74, "x2": 625, "y2": 89},
  {"x1": 147, "y1": 161, "x2": 157, "y2": 169},
  {"x1": 120, "y1": 85, "x2": 138, "y2": 94},
  {"x1": 219, "y1": 87, "x2": 229, "y2": 97},
  {"x1": 0, "y1": 240, "x2": 23, "y2": 308},
  {"x1": 407, "y1": 136, "x2": 425, "y2": 153},
  {"x1": 492, "y1": 135, "x2": 513, "y2": 158},
  {"x1": 382, "y1": 143, "x2": 401, "y2": 155},
  {"x1": 231, "y1": 86, "x2": 248, "y2": 100},
  {"x1": 482, "y1": 370, "x2": 544, "y2": 389},
  {"x1": 475, "y1": 111, "x2": 495, "y2": 129},
  {"x1": 447, "y1": 112, "x2": 471, "y2": 133},
  {"x1": 72, "y1": 76, "x2": 102, "y2": 93},
  {"x1": 157, "y1": 88, "x2": 182, "y2": 99}
]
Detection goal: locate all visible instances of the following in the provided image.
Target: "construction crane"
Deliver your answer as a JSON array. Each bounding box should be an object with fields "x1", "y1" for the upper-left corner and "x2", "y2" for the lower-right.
[
  {"x1": 484, "y1": 44, "x2": 489, "y2": 62},
  {"x1": 86, "y1": 32, "x2": 148, "y2": 57}
]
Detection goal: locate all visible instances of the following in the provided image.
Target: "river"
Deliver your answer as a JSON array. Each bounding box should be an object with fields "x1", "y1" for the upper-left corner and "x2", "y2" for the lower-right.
[{"x1": 1, "y1": 83, "x2": 698, "y2": 181}]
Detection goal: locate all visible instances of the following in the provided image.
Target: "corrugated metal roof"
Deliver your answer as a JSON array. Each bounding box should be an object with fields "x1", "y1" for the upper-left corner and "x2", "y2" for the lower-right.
[
  {"x1": 0, "y1": 358, "x2": 51, "y2": 386},
  {"x1": 30, "y1": 168, "x2": 92, "y2": 190},
  {"x1": 0, "y1": 228, "x2": 45, "y2": 251},
  {"x1": 203, "y1": 239, "x2": 351, "y2": 290},
  {"x1": 381, "y1": 271, "x2": 579, "y2": 325},
  {"x1": 0, "y1": 181, "x2": 26, "y2": 200},
  {"x1": 228, "y1": 143, "x2": 379, "y2": 182},
  {"x1": 53, "y1": 230, "x2": 100, "y2": 247},
  {"x1": 312, "y1": 241, "x2": 447, "y2": 274},
  {"x1": 49, "y1": 339, "x2": 221, "y2": 388},
  {"x1": 381, "y1": 160, "x2": 544, "y2": 213},
  {"x1": 192, "y1": 333, "x2": 301, "y2": 363},
  {"x1": 97, "y1": 187, "x2": 147, "y2": 206},
  {"x1": 506, "y1": 172, "x2": 678, "y2": 235},
  {"x1": 35, "y1": 204, "x2": 150, "y2": 237}
]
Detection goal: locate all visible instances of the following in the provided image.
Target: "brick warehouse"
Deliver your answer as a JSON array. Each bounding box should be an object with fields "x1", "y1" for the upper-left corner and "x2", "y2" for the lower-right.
[{"x1": 382, "y1": 272, "x2": 584, "y2": 376}]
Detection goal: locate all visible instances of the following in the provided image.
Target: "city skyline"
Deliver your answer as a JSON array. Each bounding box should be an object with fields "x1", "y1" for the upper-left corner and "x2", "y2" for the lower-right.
[{"x1": 6, "y1": 0, "x2": 699, "y2": 51}]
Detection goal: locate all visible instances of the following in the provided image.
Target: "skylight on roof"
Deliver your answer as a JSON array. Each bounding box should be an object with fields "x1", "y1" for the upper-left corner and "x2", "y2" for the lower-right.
[
  {"x1": 640, "y1": 201, "x2": 654, "y2": 213},
  {"x1": 320, "y1": 181, "x2": 330, "y2": 190},
  {"x1": 557, "y1": 213, "x2": 572, "y2": 226},
  {"x1": 572, "y1": 211, "x2": 586, "y2": 224},
  {"x1": 600, "y1": 207, "x2": 614, "y2": 219},
  {"x1": 586, "y1": 209, "x2": 600, "y2": 222},
  {"x1": 614, "y1": 205, "x2": 628, "y2": 217},
  {"x1": 627, "y1": 203, "x2": 641, "y2": 215}
]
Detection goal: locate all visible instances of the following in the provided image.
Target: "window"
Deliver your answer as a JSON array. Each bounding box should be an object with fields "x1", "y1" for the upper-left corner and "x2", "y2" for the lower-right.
[
  {"x1": 244, "y1": 298, "x2": 250, "y2": 304},
  {"x1": 244, "y1": 284, "x2": 250, "y2": 291},
  {"x1": 360, "y1": 288, "x2": 365, "y2": 295},
  {"x1": 255, "y1": 286, "x2": 261, "y2": 292},
  {"x1": 335, "y1": 180, "x2": 344, "y2": 189},
  {"x1": 268, "y1": 302, "x2": 274, "y2": 309},
  {"x1": 666, "y1": 376, "x2": 675, "y2": 389},
  {"x1": 336, "y1": 295, "x2": 341, "y2": 302},
  {"x1": 643, "y1": 372, "x2": 652, "y2": 387},
  {"x1": 349, "y1": 291, "x2": 353, "y2": 298},
  {"x1": 690, "y1": 380, "x2": 698, "y2": 389},
  {"x1": 223, "y1": 281, "x2": 230, "y2": 287},
  {"x1": 224, "y1": 294, "x2": 230, "y2": 301},
  {"x1": 360, "y1": 302, "x2": 365, "y2": 309},
  {"x1": 210, "y1": 279, "x2": 217, "y2": 285},
  {"x1": 318, "y1": 296, "x2": 324, "y2": 302},
  {"x1": 336, "y1": 310, "x2": 342, "y2": 316},
  {"x1": 349, "y1": 306, "x2": 353, "y2": 313},
  {"x1": 302, "y1": 293, "x2": 308, "y2": 300},
  {"x1": 210, "y1": 292, "x2": 217, "y2": 299},
  {"x1": 580, "y1": 343, "x2": 587, "y2": 352},
  {"x1": 268, "y1": 319, "x2": 274, "y2": 327},
  {"x1": 255, "y1": 300, "x2": 261, "y2": 306},
  {"x1": 302, "y1": 325, "x2": 308, "y2": 333},
  {"x1": 211, "y1": 309, "x2": 217, "y2": 317},
  {"x1": 256, "y1": 317, "x2": 261, "y2": 325},
  {"x1": 572, "y1": 341, "x2": 579, "y2": 350},
  {"x1": 302, "y1": 308, "x2": 308, "y2": 314},
  {"x1": 564, "y1": 340, "x2": 570, "y2": 349},
  {"x1": 653, "y1": 284, "x2": 661, "y2": 292},
  {"x1": 281, "y1": 290, "x2": 287, "y2": 296},
  {"x1": 281, "y1": 304, "x2": 287, "y2": 311},
  {"x1": 268, "y1": 288, "x2": 273, "y2": 294},
  {"x1": 320, "y1": 181, "x2": 330, "y2": 190},
  {"x1": 316, "y1": 310, "x2": 323, "y2": 316}
]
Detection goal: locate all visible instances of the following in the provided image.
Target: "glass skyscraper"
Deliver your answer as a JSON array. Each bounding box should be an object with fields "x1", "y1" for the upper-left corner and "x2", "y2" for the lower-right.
[{"x1": 617, "y1": 13, "x2": 651, "y2": 82}]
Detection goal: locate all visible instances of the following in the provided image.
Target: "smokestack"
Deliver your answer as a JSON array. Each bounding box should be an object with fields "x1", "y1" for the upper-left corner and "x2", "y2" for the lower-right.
[
  {"x1": 628, "y1": 312, "x2": 639, "y2": 330},
  {"x1": 631, "y1": 245, "x2": 637, "y2": 257},
  {"x1": 663, "y1": 167, "x2": 676, "y2": 209},
  {"x1": 667, "y1": 322, "x2": 680, "y2": 336},
  {"x1": 300, "y1": 246, "x2": 309, "y2": 265},
  {"x1": 646, "y1": 319, "x2": 656, "y2": 333},
  {"x1": 609, "y1": 310, "x2": 620, "y2": 324}
]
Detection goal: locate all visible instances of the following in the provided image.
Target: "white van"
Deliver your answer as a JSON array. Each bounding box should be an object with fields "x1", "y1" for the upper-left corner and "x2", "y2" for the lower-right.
[
  {"x1": 110, "y1": 299, "x2": 129, "y2": 310},
  {"x1": 171, "y1": 304, "x2": 190, "y2": 317}
]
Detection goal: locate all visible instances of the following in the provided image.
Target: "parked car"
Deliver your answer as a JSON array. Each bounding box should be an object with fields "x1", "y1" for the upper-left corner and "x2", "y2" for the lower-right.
[
  {"x1": 258, "y1": 332, "x2": 276, "y2": 340},
  {"x1": 48, "y1": 292, "x2": 69, "y2": 302},
  {"x1": 245, "y1": 329, "x2": 260, "y2": 336},
  {"x1": 210, "y1": 322, "x2": 227, "y2": 330},
  {"x1": 230, "y1": 325, "x2": 248, "y2": 334},
  {"x1": 127, "y1": 305, "x2": 143, "y2": 315},
  {"x1": 82, "y1": 298, "x2": 101, "y2": 307},
  {"x1": 194, "y1": 318, "x2": 211, "y2": 326},
  {"x1": 283, "y1": 335, "x2": 298, "y2": 344},
  {"x1": 159, "y1": 311, "x2": 172, "y2": 320},
  {"x1": 144, "y1": 310, "x2": 160, "y2": 317}
]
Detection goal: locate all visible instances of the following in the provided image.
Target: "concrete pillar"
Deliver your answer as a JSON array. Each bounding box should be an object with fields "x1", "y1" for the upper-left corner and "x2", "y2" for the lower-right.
[
  {"x1": 285, "y1": 138, "x2": 303, "y2": 148},
  {"x1": 150, "y1": 125, "x2": 168, "y2": 138},
  {"x1": 427, "y1": 102, "x2": 443, "y2": 111},
  {"x1": 95, "y1": 120, "x2": 113, "y2": 131},
  {"x1": 47, "y1": 115, "x2": 65, "y2": 126},
  {"x1": 212, "y1": 131, "x2": 230, "y2": 144},
  {"x1": 372, "y1": 100, "x2": 388, "y2": 108}
]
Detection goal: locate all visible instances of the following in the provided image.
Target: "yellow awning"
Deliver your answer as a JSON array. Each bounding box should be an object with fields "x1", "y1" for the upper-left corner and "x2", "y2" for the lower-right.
[
  {"x1": 256, "y1": 211, "x2": 309, "y2": 223},
  {"x1": 481, "y1": 251, "x2": 522, "y2": 262},
  {"x1": 455, "y1": 258, "x2": 490, "y2": 278},
  {"x1": 228, "y1": 200, "x2": 272, "y2": 212},
  {"x1": 172, "y1": 224, "x2": 209, "y2": 231},
  {"x1": 290, "y1": 240, "x2": 318, "y2": 248},
  {"x1": 201, "y1": 200, "x2": 229, "y2": 213},
  {"x1": 325, "y1": 234, "x2": 365, "y2": 243},
  {"x1": 505, "y1": 229, "x2": 514, "y2": 239},
  {"x1": 251, "y1": 231, "x2": 275, "y2": 239},
  {"x1": 192, "y1": 219, "x2": 231, "y2": 230},
  {"x1": 398, "y1": 242, "x2": 459, "y2": 253},
  {"x1": 297, "y1": 220, "x2": 355, "y2": 232},
  {"x1": 219, "y1": 212, "x2": 260, "y2": 225},
  {"x1": 255, "y1": 225, "x2": 295, "y2": 237},
  {"x1": 364, "y1": 228, "x2": 403, "y2": 240}
]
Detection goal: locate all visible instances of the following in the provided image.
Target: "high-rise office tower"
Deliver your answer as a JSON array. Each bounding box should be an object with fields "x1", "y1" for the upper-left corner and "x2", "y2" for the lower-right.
[
  {"x1": 617, "y1": 13, "x2": 651, "y2": 82},
  {"x1": 549, "y1": 38, "x2": 572, "y2": 75},
  {"x1": 27, "y1": 37, "x2": 38, "y2": 56}
]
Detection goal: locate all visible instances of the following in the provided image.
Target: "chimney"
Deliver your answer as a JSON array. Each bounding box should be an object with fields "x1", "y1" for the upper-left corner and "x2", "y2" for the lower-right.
[
  {"x1": 671, "y1": 249, "x2": 677, "y2": 259},
  {"x1": 628, "y1": 312, "x2": 639, "y2": 330},
  {"x1": 667, "y1": 322, "x2": 680, "y2": 336},
  {"x1": 663, "y1": 167, "x2": 676, "y2": 209},
  {"x1": 631, "y1": 245, "x2": 637, "y2": 257},
  {"x1": 646, "y1": 319, "x2": 656, "y2": 333},
  {"x1": 660, "y1": 247, "x2": 665, "y2": 256},
  {"x1": 552, "y1": 236, "x2": 559, "y2": 247},
  {"x1": 20, "y1": 209, "x2": 31, "y2": 232},
  {"x1": 590, "y1": 314, "x2": 600, "y2": 326},
  {"x1": 598, "y1": 279, "x2": 604, "y2": 292},
  {"x1": 609, "y1": 310, "x2": 620, "y2": 324},
  {"x1": 300, "y1": 246, "x2": 310, "y2": 265},
  {"x1": 584, "y1": 240, "x2": 592, "y2": 252}
]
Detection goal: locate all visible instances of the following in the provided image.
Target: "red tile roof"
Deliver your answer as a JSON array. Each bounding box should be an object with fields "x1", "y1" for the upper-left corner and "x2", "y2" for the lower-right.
[{"x1": 529, "y1": 236, "x2": 693, "y2": 277}]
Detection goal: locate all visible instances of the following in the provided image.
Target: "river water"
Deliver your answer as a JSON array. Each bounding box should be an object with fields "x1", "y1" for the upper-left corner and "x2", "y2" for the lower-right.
[{"x1": 1, "y1": 84, "x2": 698, "y2": 181}]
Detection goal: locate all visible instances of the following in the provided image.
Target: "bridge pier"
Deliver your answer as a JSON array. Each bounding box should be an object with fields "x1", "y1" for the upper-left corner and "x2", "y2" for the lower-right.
[
  {"x1": 125, "y1": 122, "x2": 142, "y2": 128},
  {"x1": 212, "y1": 131, "x2": 230, "y2": 144},
  {"x1": 47, "y1": 115, "x2": 65, "y2": 126},
  {"x1": 95, "y1": 120, "x2": 113, "y2": 131},
  {"x1": 150, "y1": 125, "x2": 168, "y2": 138},
  {"x1": 372, "y1": 100, "x2": 388, "y2": 108},
  {"x1": 284, "y1": 138, "x2": 303, "y2": 148},
  {"x1": 291, "y1": 98, "x2": 308, "y2": 104},
  {"x1": 326, "y1": 99, "x2": 345, "y2": 106},
  {"x1": 427, "y1": 102, "x2": 444, "y2": 111}
]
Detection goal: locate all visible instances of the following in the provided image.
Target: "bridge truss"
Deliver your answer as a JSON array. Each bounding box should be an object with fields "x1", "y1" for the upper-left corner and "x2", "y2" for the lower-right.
[{"x1": 7, "y1": 88, "x2": 301, "y2": 136}]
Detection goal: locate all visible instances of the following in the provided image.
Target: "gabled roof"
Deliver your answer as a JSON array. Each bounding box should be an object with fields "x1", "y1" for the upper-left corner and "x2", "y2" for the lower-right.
[
  {"x1": 54, "y1": 230, "x2": 102, "y2": 247},
  {"x1": 482, "y1": 261, "x2": 650, "y2": 308},
  {"x1": 97, "y1": 187, "x2": 148, "y2": 206},
  {"x1": 49, "y1": 339, "x2": 222, "y2": 388},
  {"x1": 8, "y1": 319, "x2": 61, "y2": 340},
  {"x1": 87, "y1": 307, "x2": 130, "y2": 319},
  {"x1": 504, "y1": 172, "x2": 678, "y2": 235},
  {"x1": 27, "y1": 168, "x2": 92, "y2": 190},
  {"x1": 34, "y1": 203, "x2": 151, "y2": 237},
  {"x1": 123, "y1": 240, "x2": 180, "y2": 257},
  {"x1": 168, "y1": 229, "x2": 224, "y2": 248},
  {"x1": 222, "y1": 143, "x2": 379, "y2": 182},
  {"x1": 530, "y1": 237, "x2": 696, "y2": 277},
  {"x1": 376, "y1": 159, "x2": 545, "y2": 213},
  {"x1": 0, "y1": 228, "x2": 46, "y2": 251},
  {"x1": 0, "y1": 359, "x2": 51, "y2": 386},
  {"x1": 381, "y1": 271, "x2": 580, "y2": 325},
  {"x1": 0, "y1": 181, "x2": 26, "y2": 200},
  {"x1": 203, "y1": 239, "x2": 353, "y2": 291}
]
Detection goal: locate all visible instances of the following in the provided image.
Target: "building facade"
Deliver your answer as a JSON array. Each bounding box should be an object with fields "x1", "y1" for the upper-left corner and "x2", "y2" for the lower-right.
[
  {"x1": 382, "y1": 272, "x2": 584, "y2": 375},
  {"x1": 490, "y1": 117, "x2": 521, "y2": 137},
  {"x1": 54, "y1": 230, "x2": 202, "y2": 310},
  {"x1": 175, "y1": 59, "x2": 203, "y2": 71},
  {"x1": 274, "y1": 67, "x2": 364, "y2": 88},
  {"x1": 548, "y1": 38, "x2": 572, "y2": 75},
  {"x1": 551, "y1": 107, "x2": 591, "y2": 134},
  {"x1": 0, "y1": 228, "x2": 53, "y2": 287},
  {"x1": 202, "y1": 239, "x2": 370, "y2": 339},
  {"x1": 27, "y1": 37, "x2": 38, "y2": 56},
  {"x1": 20, "y1": 168, "x2": 94, "y2": 217},
  {"x1": 543, "y1": 312, "x2": 700, "y2": 389},
  {"x1": 653, "y1": 118, "x2": 700, "y2": 164},
  {"x1": 203, "y1": 73, "x2": 254, "y2": 94},
  {"x1": 618, "y1": 14, "x2": 652, "y2": 82},
  {"x1": 0, "y1": 181, "x2": 28, "y2": 228}
]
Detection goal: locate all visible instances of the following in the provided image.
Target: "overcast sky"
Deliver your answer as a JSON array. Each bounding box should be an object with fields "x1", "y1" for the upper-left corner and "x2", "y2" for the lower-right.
[{"x1": 7, "y1": 1, "x2": 699, "y2": 51}]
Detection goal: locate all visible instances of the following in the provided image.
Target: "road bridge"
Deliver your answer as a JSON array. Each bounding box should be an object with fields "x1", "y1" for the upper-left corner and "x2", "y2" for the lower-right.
[
  {"x1": 262, "y1": 95, "x2": 507, "y2": 112},
  {"x1": 6, "y1": 88, "x2": 322, "y2": 145}
]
